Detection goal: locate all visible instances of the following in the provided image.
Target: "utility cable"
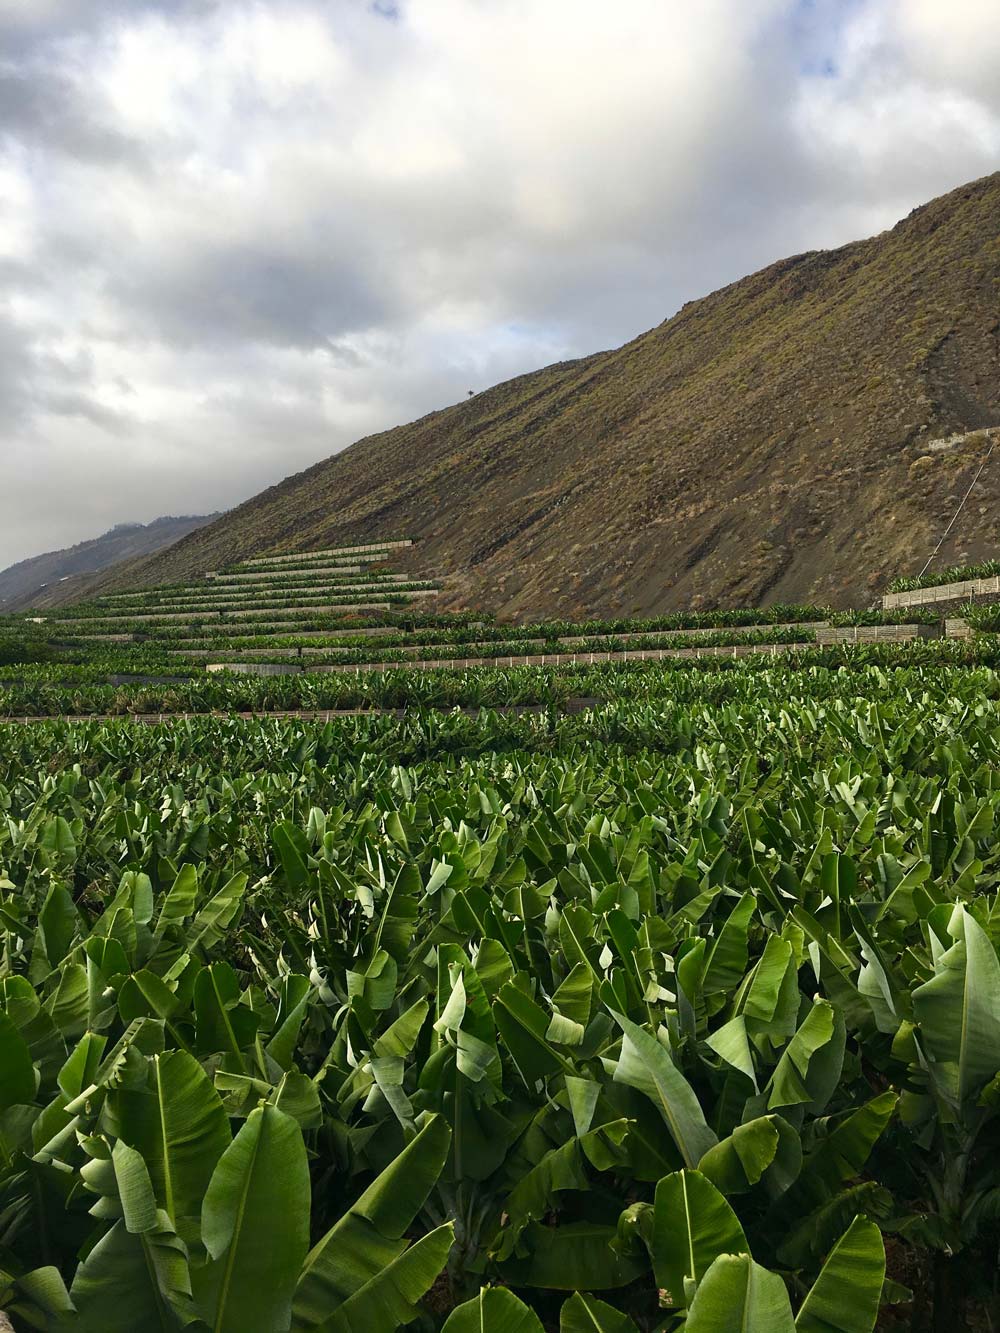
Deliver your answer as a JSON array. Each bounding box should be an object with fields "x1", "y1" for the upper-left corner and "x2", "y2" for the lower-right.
[{"x1": 915, "y1": 438, "x2": 995, "y2": 582}]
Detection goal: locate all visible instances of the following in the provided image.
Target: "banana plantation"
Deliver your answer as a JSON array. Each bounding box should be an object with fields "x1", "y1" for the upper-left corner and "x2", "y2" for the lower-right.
[{"x1": 0, "y1": 662, "x2": 999, "y2": 1329}]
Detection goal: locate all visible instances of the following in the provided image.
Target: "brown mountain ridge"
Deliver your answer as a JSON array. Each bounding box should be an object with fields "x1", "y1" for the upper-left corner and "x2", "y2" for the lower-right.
[
  {"x1": 2, "y1": 514, "x2": 221, "y2": 613},
  {"x1": 78, "y1": 172, "x2": 1000, "y2": 617}
]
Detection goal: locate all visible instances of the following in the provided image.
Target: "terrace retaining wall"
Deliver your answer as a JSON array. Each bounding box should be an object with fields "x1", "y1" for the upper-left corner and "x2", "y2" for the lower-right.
[
  {"x1": 178, "y1": 621, "x2": 826, "y2": 660},
  {"x1": 241, "y1": 540, "x2": 412, "y2": 566},
  {"x1": 206, "y1": 641, "x2": 814, "y2": 676},
  {"x1": 203, "y1": 571, "x2": 421, "y2": 588},
  {"x1": 51, "y1": 603, "x2": 393, "y2": 626},
  {"x1": 98, "y1": 585, "x2": 437, "y2": 614},
  {"x1": 882, "y1": 575, "x2": 1000, "y2": 612},
  {"x1": 206, "y1": 565, "x2": 364, "y2": 582},
  {"x1": 175, "y1": 626, "x2": 398, "y2": 643},
  {"x1": 814, "y1": 624, "x2": 941, "y2": 645}
]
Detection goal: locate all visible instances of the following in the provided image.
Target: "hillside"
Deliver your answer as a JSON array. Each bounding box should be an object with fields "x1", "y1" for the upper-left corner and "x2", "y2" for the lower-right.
[
  {"x1": 0, "y1": 514, "x2": 221, "y2": 611},
  {"x1": 80, "y1": 173, "x2": 1000, "y2": 617}
]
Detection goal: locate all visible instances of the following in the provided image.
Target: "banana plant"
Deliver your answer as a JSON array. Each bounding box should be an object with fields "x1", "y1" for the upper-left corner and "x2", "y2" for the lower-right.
[
  {"x1": 875, "y1": 905, "x2": 1000, "y2": 1331},
  {"x1": 5, "y1": 1110, "x2": 453, "y2": 1332},
  {"x1": 625, "y1": 1168, "x2": 885, "y2": 1332}
]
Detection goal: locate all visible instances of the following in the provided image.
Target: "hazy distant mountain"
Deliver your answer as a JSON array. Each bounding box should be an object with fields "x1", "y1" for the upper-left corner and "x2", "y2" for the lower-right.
[
  {"x1": 0, "y1": 515, "x2": 221, "y2": 611},
  {"x1": 55, "y1": 173, "x2": 1000, "y2": 616}
]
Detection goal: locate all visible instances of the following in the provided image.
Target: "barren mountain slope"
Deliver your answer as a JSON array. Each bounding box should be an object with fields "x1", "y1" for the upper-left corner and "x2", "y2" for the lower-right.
[
  {"x1": 80, "y1": 173, "x2": 1000, "y2": 617},
  {"x1": 1, "y1": 515, "x2": 221, "y2": 612}
]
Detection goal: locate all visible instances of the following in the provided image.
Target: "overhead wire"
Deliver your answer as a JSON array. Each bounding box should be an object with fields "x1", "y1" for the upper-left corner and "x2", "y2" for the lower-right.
[{"x1": 915, "y1": 437, "x2": 995, "y2": 581}]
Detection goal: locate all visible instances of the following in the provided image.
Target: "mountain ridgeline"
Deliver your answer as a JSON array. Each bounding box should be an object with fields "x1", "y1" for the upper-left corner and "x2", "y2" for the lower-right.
[
  {"x1": 0, "y1": 515, "x2": 221, "y2": 612},
  {"x1": 79, "y1": 173, "x2": 1000, "y2": 616}
]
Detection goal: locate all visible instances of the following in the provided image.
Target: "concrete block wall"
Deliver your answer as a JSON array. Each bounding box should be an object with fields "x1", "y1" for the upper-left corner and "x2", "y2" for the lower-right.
[
  {"x1": 944, "y1": 618, "x2": 973, "y2": 639},
  {"x1": 204, "y1": 641, "x2": 813, "y2": 677},
  {"x1": 815, "y1": 624, "x2": 942, "y2": 645},
  {"x1": 883, "y1": 575, "x2": 1000, "y2": 612}
]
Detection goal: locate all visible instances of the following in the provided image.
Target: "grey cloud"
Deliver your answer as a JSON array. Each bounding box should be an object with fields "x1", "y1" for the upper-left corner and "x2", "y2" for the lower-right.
[
  {"x1": 107, "y1": 239, "x2": 393, "y2": 349},
  {"x1": 1, "y1": 0, "x2": 999, "y2": 570},
  {"x1": 40, "y1": 390, "x2": 130, "y2": 433},
  {"x1": 0, "y1": 303, "x2": 130, "y2": 444},
  {"x1": 0, "y1": 311, "x2": 37, "y2": 430},
  {"x1": 0, "y1": 1, "x2": 218, "y2": 50},
  {"x1": 0, "y1": 68, "x2": 147, "y2": 166},
  {"x1": 0, "y1": 257, "x2": 46, "y2": 292}
]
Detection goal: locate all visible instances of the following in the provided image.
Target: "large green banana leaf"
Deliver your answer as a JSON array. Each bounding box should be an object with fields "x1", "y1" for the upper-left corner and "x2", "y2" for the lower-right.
[
  {"x1": 0, "y1": 1010, "x2": 36, "y2": 1110},
  {"x1": 501, "y1": 1220, "x2": 646, "y2": 1290},
  {"x1": 560, "y1": 1291, "x2": 640, "y2": 1331},
  {"x1": 71, "y1": 1144, "x2": 195, "y2": 1331},
  {"x1": 795, "y1": 1216, "x2": 885, "y2": 1333},
  {"x1": 192, "y1": 1104, "x2": 310, "y2": 1333},
  {"x1": 291, "y1": 1114, "x2": 450, "y2": 1329},
  {"x1": 651, "y1": 1168, "x2": 748, "y2": 1308},
  {"x1": 114, "y1": 1050, "x2": 232, "y2": 1246},
  {"x1": 697, "y1": 1115, "x2": 801, "y2": 1196},
  {"x1": 69, "y1": 1213, "x2": 196, "y2": 1332},
  {"x1": 442, "y1": 1286, "x2": 545, "y2": 1331},
  {"x1": 913, "y1": 907, "x2": 1000, "y2": 1107},
  {"x1": 319, "y1": 1223, "x2": 454, "y2": 1333},
  {"x1": 611, "y1": 1013, "x2": 717, "y2": 1168},
  {"x1": 683, "y1": 1253, "x2": 796, "y2": 1332}
]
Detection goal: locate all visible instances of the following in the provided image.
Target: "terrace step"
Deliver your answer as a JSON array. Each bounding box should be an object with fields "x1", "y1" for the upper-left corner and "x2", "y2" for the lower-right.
[
  {"x1": 91, "y1": 585, "x2": 439, "y2": 612},
  {"x1": 239, "y1": 540, "x2": 412, "y2": 567},
  {"x1": 100, "y1": 562, "x2": 400, "y2": 591},
  {"x1": 1, "y1": 699, "x2": 598, "y2": 725},
  {"x1": 49, "y1": 603, "x2": 395, "y2": 626},
  {"x1": 174, "y1": 625, "x2": 400, "y2": 643},
  {"x1": 206, "y1": 564, "x2": 369, "y2": 582},
  {"x1": 176, "y1": 621, "x2": 824, "y2": 660},
  {"x1": 205, "y1": 641, "x2": 814, "y2": 676},
  {"x1": 882, "y1": 574, "x2": 1000, "y2": 612},
  {"x1": 199, "y1": 571, "x2": 417, "y2": 589},
  {"x1": 814, "y1": 624, "x2": 941, "y2": 645}
]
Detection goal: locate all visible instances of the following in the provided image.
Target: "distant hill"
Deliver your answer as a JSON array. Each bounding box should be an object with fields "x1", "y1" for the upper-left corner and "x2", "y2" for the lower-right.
[
  {"x1": 63, "y1": 173, "x2": 1000, "y2": 617},
  {"x1": 0, "y1": 515, "x2": 222, "y2": 611}
]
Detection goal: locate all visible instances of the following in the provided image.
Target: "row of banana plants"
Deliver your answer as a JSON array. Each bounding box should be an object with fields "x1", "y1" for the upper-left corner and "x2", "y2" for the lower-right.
[
  {"x1": 8, "y1": 641, "x2": 1000, "y2": 716},
  {"x1": 2, "y1": 671, "x2": 1000, "y2": 1326},
  {"x1": 190, "y1": 625, "x2": 817, "y2": 668},
  {"x1": 888, "y1": 559, "x2": 1000, "y2": 592}
]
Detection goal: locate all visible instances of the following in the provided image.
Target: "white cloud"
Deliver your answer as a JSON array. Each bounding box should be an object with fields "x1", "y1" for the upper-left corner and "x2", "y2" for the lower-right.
[
  {"x1": 0, "y1": 0, "x2": 998, "y2": 568},
  {"x1": 893, "y1": 0, "x2": 1000, "y2": 108}
]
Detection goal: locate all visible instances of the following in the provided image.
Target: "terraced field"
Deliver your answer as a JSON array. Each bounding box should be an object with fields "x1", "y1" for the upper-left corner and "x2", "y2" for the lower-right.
[
  {"x1": 37, "y1": 544, "x2": 438, "y2": 633},
  {"x1": 4, "y1": 541, "x2": 1000, "y2": 1331},
  {"x1": 12, "y1": 540, "x2": 960, "y2": 699}
]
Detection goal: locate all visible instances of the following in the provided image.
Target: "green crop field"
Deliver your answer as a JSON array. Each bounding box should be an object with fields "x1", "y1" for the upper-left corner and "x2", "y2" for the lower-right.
[
  {"x1": 0, "y1": 658, "x2": 999, "y2": 1331},
  {"x1": 2, "y1": 542, "x2": 999, "y2": 1330}
]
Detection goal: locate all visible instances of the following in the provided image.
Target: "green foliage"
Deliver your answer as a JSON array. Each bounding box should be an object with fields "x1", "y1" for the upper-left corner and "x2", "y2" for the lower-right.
[
  {"x1": 1, "y1": 659, "x2": 1000, "y2": 1325},
  {"x1": 888, "y1": 557, "x2": 1000, "y2": 592},
  {"x1": 8, "y1": 639, "x2": 1000, "y2": 717}
]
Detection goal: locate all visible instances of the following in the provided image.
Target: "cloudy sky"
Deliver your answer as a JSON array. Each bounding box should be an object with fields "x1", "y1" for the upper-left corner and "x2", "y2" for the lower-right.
[{"x1": 1, "y1": 0, "x2": 999, "y2": 569}]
